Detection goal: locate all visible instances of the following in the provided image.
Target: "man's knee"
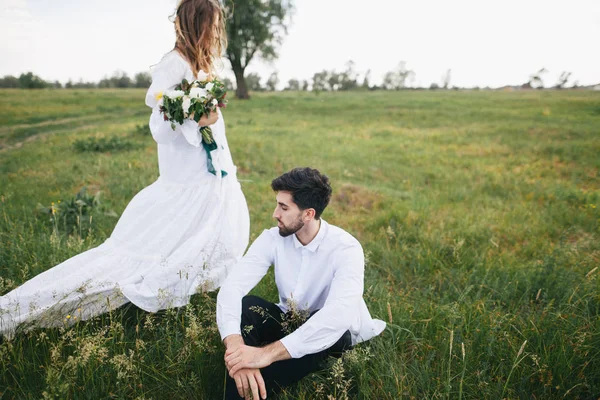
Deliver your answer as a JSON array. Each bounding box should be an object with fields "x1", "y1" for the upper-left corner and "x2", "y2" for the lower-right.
[
  {"x1": 241, "y1": 295, "x2": 262, "y2": 311},
  {"x1": 330, "y1": 330, "x2": 352, "y2": 355},
  {"x1": 241, "y1": 295, "x2": 278, "y2": 330}
]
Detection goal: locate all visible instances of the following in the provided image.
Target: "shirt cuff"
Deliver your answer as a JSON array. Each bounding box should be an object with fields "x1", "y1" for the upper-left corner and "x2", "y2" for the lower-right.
[
  {"x1": 219, "y1": 322, "x2": 242, "y2": 341},
  {"x1": 280, "y1": 332, "x2": 304, "y2": 359}
]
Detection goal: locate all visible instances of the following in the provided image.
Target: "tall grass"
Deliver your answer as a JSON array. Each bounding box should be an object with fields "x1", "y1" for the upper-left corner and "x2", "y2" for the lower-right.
[{"x1": 1, "y1": 89, "x2": 599, "y2": 398}]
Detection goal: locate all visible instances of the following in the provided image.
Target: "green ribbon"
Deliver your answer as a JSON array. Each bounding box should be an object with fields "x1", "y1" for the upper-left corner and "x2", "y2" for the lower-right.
[{"x1": 200, "y1": 127, "x2": 227, "y2": 177}]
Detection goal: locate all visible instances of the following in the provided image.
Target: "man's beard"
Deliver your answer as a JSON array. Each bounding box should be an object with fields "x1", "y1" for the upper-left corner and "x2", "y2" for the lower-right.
[{"x1": 277, "y1": 216, "x2": 304, "y2": 237}]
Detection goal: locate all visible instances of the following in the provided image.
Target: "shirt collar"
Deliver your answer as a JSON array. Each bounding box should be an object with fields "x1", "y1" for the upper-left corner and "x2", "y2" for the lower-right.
[{"x1": 293, "y1": 219, "x2": 327, "y2": 252}]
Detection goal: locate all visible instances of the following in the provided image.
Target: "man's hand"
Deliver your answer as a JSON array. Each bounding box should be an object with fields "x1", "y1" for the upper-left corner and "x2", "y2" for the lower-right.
[
  {"x1": 223, "y1": 334, "x2": 244, "y2": 371},
  {"x1": 225, "y1": 341, "x2": 291, "y2": 377},
  {"x1": 226, "y1": 344, "x2": 270, "y2": 377},
  {"x1": 224, "y1": 334, "x2": 244, "y2": 351},
  {"x1": 232, "y1": 368, "x2": 267, "y2": 400}
]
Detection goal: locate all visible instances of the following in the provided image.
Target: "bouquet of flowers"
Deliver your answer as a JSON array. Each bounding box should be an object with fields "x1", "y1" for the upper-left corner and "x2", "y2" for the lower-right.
[
  {"x1": 157, "y1": 74, "x2": 227, "y2": 144},
  {"x1": 155, "y1": 72, "x2": 228, "y2": 175}
]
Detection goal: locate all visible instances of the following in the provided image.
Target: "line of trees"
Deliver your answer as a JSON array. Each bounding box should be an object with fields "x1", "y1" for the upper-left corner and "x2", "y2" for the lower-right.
[
  {"x1": 0, "y1": 65, "x2": 581, "y2": 92},
  {"x1": 0, "y1": 71, "x2": 154, "y2": 89},
  {"x1": 521, "y1": 68, "x2": 577, "y2": 89}
]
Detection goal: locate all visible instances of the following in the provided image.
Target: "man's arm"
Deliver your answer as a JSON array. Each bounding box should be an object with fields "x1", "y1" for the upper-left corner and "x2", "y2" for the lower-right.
[
  {"x1": 278, "y1": 243, "x2": 364, "y2": 358},
  {"x1": 217, "y1": 230, "x2": 275, "y2": 341},
  {"x1": 225, "y1": 241, "x2": 364, "y2": 375}
]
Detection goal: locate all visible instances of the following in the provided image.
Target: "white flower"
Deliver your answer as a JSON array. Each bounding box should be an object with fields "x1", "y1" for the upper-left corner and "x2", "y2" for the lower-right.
[
  {"x1": 158, "y1": 97, "x2": 164, "y2": 107},
  {"x1": 182, "y1": 96, "x2": 191, "y2": 115},
  {"x1": 191, "y1": 82, "x2": 199, "y2": 88},
  {"x1": 197, "y1": 70, "x2": 209, "y2": 81},
  {"x1": 205, "y1": 82, "x2": 214, "y2": 91},
  {"x1": 165, "y1": 89, "x2": 185, "y2": 99},
  {"x1": 211, "y1": 98, "x2": 218, "y2": 106},
  {"x1": 190, "y1": 87, "x2": 208, "y2": 99}
]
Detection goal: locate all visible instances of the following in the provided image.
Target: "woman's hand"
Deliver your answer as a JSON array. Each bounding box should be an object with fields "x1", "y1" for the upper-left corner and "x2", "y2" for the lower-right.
[{"x1": 195, "y1": 111, "x2": 219, "y2": 127}]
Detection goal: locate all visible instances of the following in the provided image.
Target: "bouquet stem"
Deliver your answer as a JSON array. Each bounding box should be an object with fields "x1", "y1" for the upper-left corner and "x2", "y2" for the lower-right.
[{"x1": 199, "y1": 126, "x2": 214, "y2": 144}]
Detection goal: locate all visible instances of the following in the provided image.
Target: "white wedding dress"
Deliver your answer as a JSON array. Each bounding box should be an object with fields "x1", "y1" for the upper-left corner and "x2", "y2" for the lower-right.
[{"x1": 0, "y1": 51, "x2": 250, "y2": 337}]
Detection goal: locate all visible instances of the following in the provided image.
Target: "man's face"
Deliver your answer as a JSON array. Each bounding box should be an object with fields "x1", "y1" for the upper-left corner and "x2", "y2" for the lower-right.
[{"x1": 272, "y1": 191, "x2": 305, "y2": 237}]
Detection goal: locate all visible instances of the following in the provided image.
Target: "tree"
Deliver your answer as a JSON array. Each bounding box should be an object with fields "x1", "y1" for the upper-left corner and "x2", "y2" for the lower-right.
[
  {"x1": 528, "y1": 67, "x2": 547, "y2": 89},
  {"x1": 98, "y1": 71, "x2": 132, "y2": 88},
  {"x1": 442, "y1": 69, "x2": 451, "y2": 89},
  {"x1": 327, "y1": 71, "x2": 340, "y2": 91},
  {"x1": 339, "y1": 60, "x2": 358, "y2": 91},
  {"x1": 224, "y1": 0, "x2": 294, "y2": 99},
  {"x1": 285, "y1": 78, "x2": 300, "y2": 91},
  {"x1": 134, "y1": 72, "x2": 152, "y2": 88},
  {"x1": 301, "y1": 80, "x2": 309, "y2": 91},
  {"x1": 266, "y1": 72, "x2": 279, "y2": 91},
  {"x1": 382, "y1": 61, "x2": 414, "y2": 90},
  {"x1": 222, "y1": 77, "x2": 235, "y2": 92},
  {"x1": 19, "y1": 72, "x2": 48, "y2": 89},
  {"x1": 0, "y1": 75, "x2": 19, "y2": 88},
  {"x1": 555, "y1": 71, "x2": 572, "y2": 89},
  {"x1": 72, "y1": 79, "x2": 96, "y2": 89},
  {"x1": 245, "y1": 72, "x2": 263, "y2": 91},
  {"x1": 312, "y1": 70, "x2": 328, "y2": 92},
  {"x1": 361, "y1": 69, "x2": 371, "y2": 90},
  {"x1": 112, "y1": 71, "x2": 132, "y2": 88}
]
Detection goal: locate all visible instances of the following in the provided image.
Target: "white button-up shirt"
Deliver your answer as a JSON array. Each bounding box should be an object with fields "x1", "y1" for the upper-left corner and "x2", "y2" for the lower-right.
[{"x1": 217, "y1": 220, "x2": 386, "y2": 358}]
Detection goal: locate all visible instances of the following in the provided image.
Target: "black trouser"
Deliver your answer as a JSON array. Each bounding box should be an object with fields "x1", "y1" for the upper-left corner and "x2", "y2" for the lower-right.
[{"x1": 225, "y1": 295, "x2": 352, "y2": 399}]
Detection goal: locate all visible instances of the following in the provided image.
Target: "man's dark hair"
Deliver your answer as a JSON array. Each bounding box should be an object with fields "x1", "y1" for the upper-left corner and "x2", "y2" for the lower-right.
[{"x1": 271, "y1": 167, "x2": 332, "y2": 219}]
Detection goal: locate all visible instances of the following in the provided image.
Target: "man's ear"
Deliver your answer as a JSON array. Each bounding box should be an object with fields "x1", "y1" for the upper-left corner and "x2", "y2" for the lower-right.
[{"x1": 304, "y1": 208, "x2": 316, "y2": 221}]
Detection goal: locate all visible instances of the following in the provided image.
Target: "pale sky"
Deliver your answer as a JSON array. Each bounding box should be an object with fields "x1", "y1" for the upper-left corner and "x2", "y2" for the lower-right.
[{"x1": 1, "y1": 0, "x2": 599, "y2": 88}]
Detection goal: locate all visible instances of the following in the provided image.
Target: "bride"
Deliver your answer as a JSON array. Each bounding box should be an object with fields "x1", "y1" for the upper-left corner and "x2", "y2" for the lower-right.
[{"x1": 0, "y1": 0, "x2": 249, "y2": 336}]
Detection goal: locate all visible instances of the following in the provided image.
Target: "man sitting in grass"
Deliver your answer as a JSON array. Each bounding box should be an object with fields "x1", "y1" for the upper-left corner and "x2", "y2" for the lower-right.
[{"x1": 217, "y1": 167, "x2": 386, "y2": 399}]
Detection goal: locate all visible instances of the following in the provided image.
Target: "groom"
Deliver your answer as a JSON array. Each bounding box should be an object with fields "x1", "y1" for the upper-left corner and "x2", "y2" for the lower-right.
[{"x1": 216, "y1": 167, "x2": 386, "y2": 399}]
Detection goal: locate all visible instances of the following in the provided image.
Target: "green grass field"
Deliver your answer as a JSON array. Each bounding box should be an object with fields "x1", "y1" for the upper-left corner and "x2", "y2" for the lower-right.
[{"x1": 1, "y1": 88, "x2": 599, "y2": 399}]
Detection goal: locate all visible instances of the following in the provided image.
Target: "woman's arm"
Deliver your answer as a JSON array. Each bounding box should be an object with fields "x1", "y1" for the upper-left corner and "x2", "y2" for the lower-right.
[{"x1": 144, "y1": 53, "x2": 197, "y2": 144}]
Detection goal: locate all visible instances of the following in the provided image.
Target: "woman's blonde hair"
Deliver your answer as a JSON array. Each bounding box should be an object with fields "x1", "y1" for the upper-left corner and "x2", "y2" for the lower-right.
[{"x1": 173, "y1": 0, "x2": 227, "y2": 77}]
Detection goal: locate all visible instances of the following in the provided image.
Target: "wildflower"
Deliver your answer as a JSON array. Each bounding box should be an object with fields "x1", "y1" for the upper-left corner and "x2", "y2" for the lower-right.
[
  {"x1": 154, "y1": 91, "x2": 163, "y2": 101},
  {"x1": 243, "y1": 325, "x2": 254, "y2": 335},
  {"x1": 66, "y1": 315, "x2": 71, "y2": 319}
]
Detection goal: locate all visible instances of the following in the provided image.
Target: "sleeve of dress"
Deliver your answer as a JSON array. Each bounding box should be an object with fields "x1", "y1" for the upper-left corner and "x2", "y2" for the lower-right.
[
  {"x1": 279, "y1": 242, "x2": 365, "y2": 358},
  {"x1": 216, "y1": 230, "x2": 275, "y2": 340},
  {"x1": 144, "y1": 54, "x2": 200, "y2": 145}
]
